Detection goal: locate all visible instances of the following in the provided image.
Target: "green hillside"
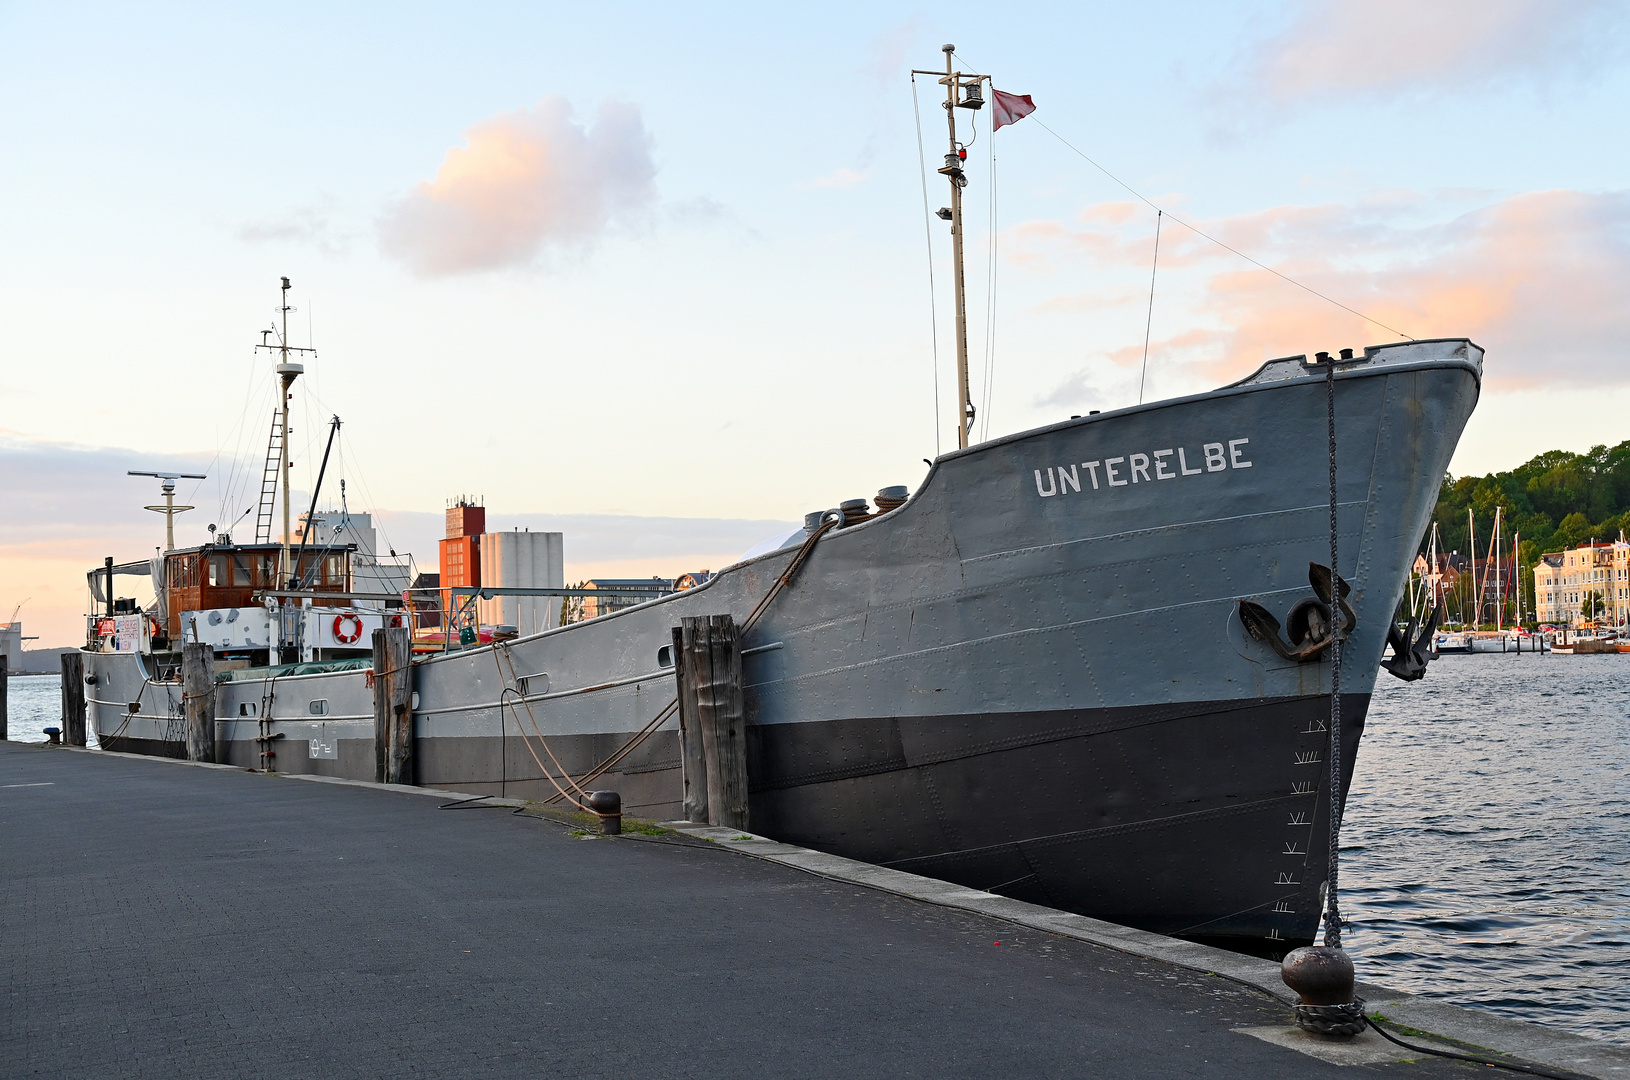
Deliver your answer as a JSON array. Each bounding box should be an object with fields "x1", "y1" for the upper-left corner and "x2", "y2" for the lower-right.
[
  {"x1": 1433, "y1": 442, "x2": 1630, "y2": 554},
  {"x1": 1428, "y1": 441, "x2": 1630, "y2": 614}
]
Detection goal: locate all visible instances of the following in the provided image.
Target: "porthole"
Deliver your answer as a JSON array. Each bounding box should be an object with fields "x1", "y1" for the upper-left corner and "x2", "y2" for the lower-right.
[
  {"x1": 657, "y1": 645, "x2": 674, "y2": 669},
  {"x1": 308, "y1": 699, "x2": 329, "y2": 716},
  {"x1": 239, "y1": 702, "x2": 257, "y2": 717}
]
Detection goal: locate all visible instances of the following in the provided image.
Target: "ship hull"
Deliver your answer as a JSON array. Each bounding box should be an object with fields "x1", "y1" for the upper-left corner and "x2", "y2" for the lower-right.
[{"x1": 87, "y1": 339, "x2": 1482, "y2": 949}]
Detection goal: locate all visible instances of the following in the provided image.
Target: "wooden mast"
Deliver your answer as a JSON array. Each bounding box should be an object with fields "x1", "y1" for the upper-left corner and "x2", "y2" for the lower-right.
[{"x1": 916, "y1": 47, "x2": 989, "y2": 449}]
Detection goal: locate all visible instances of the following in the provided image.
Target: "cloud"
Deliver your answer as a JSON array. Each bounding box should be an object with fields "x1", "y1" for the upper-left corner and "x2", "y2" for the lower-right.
[
  {"x1": 1239, "y1": 0, "x2": 1629, "y2": 104},
  {"x1": 0, "y1": 433, "x2": 796, "y2": 647},
  {"x1": 378, "y1": 96, "x2": 657, "y2": 277},
  {"x1": 238, "y1": 198, "x2": 350, "y2": 256},
  {"x1": 1015, "y1": 188, "x2": 1630, "y2": 394}
]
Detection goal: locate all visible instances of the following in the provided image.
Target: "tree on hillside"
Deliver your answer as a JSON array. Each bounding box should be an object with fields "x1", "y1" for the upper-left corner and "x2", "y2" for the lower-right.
[{"x1": 1425, "y1": 439, "x2": 1630, "y2": 624}]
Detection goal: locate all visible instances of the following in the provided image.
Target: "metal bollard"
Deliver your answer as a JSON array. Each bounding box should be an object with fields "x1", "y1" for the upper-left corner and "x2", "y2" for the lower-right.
[
  {"x1": 1282, "y1": 945, "x2": 1364, "y2": 1037},
  {"x1": 585, "y1": 790, "x2": 622, "y2": 835},
  {"x1": 44, "y1": 727, "x2": 62, "y2": 745}
]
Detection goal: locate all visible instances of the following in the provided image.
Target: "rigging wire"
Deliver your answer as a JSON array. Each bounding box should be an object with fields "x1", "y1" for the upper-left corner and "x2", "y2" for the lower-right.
[
  {"x1": 1138, "y1": 209, "x2": 1163, "y2": 405},
  {"x1": 979, "y1": 107, "x2": 999, "y2": 442},
  {"x1": 952, "y1": 46, "x2": 1410, "y2": 342},
  {"x1": 298, "y1": 382, "x2": 402, "y2": 564},
  {"x1": 911, "y1": 72, "x2": 943, "y2": 458},
  {"x1": 1031, "y1": 118, "x2": 1415, "y2": 341}
]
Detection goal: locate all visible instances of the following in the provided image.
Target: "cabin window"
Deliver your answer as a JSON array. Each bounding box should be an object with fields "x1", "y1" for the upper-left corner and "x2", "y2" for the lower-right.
[
  {"x1": 238, "y1": 702, "x2": 256, "y2": 717},
  {"x1": 323, "y1": 553, "x2": 346, "y2": 586},
  {"x1": 209, "y1": 555, "x2": 228, "y2": 587},
  {"x1": 257, "y1": 554, "x2": 278, "y2": 586},
  {"x1": 232, "y1": 555, "x2": 252, "y2": 586},
  {"x1": 308, "y1": 699, "x2": 329, "y2": 716},
  {"x1": 168, "y1": 554, "x2": 201, "y2": 589}
]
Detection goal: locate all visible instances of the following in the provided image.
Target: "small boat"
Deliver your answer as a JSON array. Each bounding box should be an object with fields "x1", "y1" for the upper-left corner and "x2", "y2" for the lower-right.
[{"x1": 1434, "y1": 631, "x2": 1473, "y2": 654}]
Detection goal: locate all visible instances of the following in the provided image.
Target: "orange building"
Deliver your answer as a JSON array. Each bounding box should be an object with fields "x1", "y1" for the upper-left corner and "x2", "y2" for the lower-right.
[{"x1": 439, "y1": 499, "x2": 485, "y2": 624}]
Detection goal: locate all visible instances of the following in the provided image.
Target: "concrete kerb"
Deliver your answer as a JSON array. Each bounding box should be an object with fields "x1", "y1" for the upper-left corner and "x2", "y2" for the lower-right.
[
  {"x1": 36, "y1": 746, "x2": 1627, "y2": 1077},
  {"x1": 664, "y1": 822, "x2": 1630, "y2": 1079}
]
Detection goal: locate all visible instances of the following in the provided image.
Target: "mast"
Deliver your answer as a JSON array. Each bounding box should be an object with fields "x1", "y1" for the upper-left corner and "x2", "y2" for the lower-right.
[
  {"x1": 1429, "y1": 522, "x2": 1442, "y2": 613},
  {"x1": 1513, "y1": 530, "x2": 1522, "y2": 627},
  {"x1": 129, "y1": 470, "x2": 206, "y2": 551},
  {"x1": 1493, "y1": 506, "x2": 1504, "y2": 632},
  {"x1": 944, "y1": 45, "x2": 972, "y2": 448},
  {"x1": 1467, "y1": 507, "x2": 1477, "y2": 626},
  {"x1": 914, "y1": 46, "x2": 988, "y2": 449},
  {"x1": 255, "y1": 277, "x2": 315, "y2": 589}
]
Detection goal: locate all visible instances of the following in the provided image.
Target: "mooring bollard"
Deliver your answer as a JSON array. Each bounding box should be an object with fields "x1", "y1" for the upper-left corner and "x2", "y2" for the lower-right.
[
  {"x1": 60, "y1": 652, "x2": 86, "y2": 746},
  {"x1": 1282, "y1": 945, "x2": 1365, "y2": 1037},
  {"x1": 44, "y1": 726, "x2": 62, "y2": 745},
  {"x1": 679, "y1": 614, "x2": 747, "y2": 830},
  {"x1": 585, "y1": 790, "x2": 622, "y2": 835}
]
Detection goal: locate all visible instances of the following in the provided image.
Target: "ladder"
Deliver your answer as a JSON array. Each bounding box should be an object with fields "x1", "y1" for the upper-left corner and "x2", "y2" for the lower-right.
[{"x1": 254, "y1": 410, "x2": 283, "y2": 544}]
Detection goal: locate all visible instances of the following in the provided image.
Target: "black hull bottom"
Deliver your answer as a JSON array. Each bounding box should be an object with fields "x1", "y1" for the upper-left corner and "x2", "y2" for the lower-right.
[
  {"x1": 746, "y1": 693, "x2": 1368, "y2": 948},
  {"x1": 96, "y1": 733, "x2": 188, "y2": 759}
]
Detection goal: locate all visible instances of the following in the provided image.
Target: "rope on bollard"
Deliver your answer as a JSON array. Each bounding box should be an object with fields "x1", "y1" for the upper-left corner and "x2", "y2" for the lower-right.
[{"x1": 1323, "y1": 349, "x2": 1346, "y2": 951}]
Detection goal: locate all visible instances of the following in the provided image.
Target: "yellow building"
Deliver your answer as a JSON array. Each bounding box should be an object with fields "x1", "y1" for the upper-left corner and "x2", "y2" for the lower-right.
[{"x1": 1533, "y1": 541, "x2": 1630, "y2": 628}]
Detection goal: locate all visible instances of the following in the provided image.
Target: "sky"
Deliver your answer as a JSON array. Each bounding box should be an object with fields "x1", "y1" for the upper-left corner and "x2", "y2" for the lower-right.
[{"x1": 4, "y1": 0, "x2": 1630, "y2": 647}]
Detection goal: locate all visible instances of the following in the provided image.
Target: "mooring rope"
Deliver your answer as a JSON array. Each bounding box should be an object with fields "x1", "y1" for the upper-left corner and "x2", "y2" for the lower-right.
[
  {"x1": 540, "y1": 516, "x2": 840, "y2": 806},
  {"x1": 1323, "y1": 353, "x2": 1345, "y2": 950}
]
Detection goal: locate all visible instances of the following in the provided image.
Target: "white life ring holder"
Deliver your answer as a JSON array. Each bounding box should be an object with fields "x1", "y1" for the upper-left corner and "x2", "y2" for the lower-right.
[{"x1": 332, "y1": 613, "x2": 365, "y2": 645}]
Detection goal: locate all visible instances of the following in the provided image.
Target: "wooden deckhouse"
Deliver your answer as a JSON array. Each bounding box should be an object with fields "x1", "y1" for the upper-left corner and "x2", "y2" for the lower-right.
[{"x1": 161, "y1": 542, "x2": 352, "y2": 641}]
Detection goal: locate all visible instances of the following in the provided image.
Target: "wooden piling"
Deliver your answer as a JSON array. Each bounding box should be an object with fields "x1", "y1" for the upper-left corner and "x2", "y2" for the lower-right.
[
  {"x1": 60, "y1": 652, "x2": 87, "y2": 747},
  {"x1": 672, "y1": 625, "x2": 709, "y2": 824},
  {"x1": 182, "y1": 642, "x2": 215, "y2": 763},
  {"x1": 0, "y1": 653, "x2": 8, "y2": 740},
  {"x1": 373, "y1": 627, "x2": 413, "y2": 784},
  {"x1": 680, "y1": 614, "x2": 747, "y2": 830}
]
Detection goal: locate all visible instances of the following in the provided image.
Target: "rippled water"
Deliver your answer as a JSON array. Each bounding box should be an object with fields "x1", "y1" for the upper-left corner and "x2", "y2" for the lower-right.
[
  {"x1": 1345, "y1": 653, "x2": 1630, "y2": 1043},
  {"x1": 2, "y1": 674, "x2": 90, "y2": 746}
]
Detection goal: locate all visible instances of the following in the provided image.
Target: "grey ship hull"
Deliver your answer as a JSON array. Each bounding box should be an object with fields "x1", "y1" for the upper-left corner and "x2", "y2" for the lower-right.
[{"x1": 89, "y1": 339, "x2": 1481, "y2": 947}]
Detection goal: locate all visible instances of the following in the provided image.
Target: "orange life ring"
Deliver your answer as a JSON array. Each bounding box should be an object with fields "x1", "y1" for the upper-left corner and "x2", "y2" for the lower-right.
[
  {"x1": 332, "y1": 613, "x2": 364, "y2": 644},
  {"x1": 389, "y1": 614, "x2": 405, "y2": 629}
]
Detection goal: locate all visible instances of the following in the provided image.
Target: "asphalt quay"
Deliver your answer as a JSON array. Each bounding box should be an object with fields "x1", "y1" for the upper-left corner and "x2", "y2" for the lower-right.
[{"x1": 0, "y1": 740, "x2": 1615, "y2": 1080}]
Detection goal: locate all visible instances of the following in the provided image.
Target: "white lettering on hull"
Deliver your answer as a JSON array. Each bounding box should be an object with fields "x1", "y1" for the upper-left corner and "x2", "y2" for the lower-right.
[{"x1": 1032, "y1": 438, "x2": 1252, "y2": 499}]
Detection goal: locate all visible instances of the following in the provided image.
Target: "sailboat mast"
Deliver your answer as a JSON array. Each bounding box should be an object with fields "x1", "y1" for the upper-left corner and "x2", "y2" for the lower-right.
[
  {"x1": 942, "y1": 44, "x2": 974, "y2": 449},
  {"x1": 1429, "y1": 522, "x2": 1441, "y2": 611},
  {"x1": 1467, "y1": 507, "x2": 1477, "y2": 626},
  {"x1": 1513, "y1": 529, "x2": 1522, "y2": 626}
]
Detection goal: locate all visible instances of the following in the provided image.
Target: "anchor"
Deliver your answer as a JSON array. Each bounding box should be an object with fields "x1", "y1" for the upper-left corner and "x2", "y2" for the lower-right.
[
  {"x1": 1379, "y1": 603, "x2": 1442, "y2": 682},
  {"x1": 1238, "y1": 563, "x2": 1356, "y2": 663}
]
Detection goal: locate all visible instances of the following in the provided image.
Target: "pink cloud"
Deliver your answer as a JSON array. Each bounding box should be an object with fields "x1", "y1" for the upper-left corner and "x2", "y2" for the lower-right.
[
  {"x1": 379, "y1": 96, "x2": 656, "y2": 277},
  {"x1": 1242, "y1": 0, "x2": 1627, "y2": 103},
  {"x1": 1017, "y1": 188, "x2": 1630, "y2": 391}
]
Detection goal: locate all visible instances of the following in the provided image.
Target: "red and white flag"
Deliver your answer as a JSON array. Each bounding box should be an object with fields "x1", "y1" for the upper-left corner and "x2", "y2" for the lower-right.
[{"x1": 991, "y1": 89, "x2": 1036, "y2": 131}]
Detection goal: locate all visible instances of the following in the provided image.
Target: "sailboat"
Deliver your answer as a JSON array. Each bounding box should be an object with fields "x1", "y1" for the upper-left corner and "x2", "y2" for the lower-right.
[{"x1": 79, "y1": 49, "x2": 1484, "y2": 950}]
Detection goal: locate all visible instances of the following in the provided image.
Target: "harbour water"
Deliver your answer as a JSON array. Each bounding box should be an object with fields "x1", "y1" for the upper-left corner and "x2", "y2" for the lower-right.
[
  {"x1": 1347, "y1": 652, "x2": 1629, "y2": 1043},
  {"x1": 4, "y1": 657, "x2": 1625, "y2": 1042},
  {"x1": 4, "y1": 674, "x2": 82, "y2": 747}
]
